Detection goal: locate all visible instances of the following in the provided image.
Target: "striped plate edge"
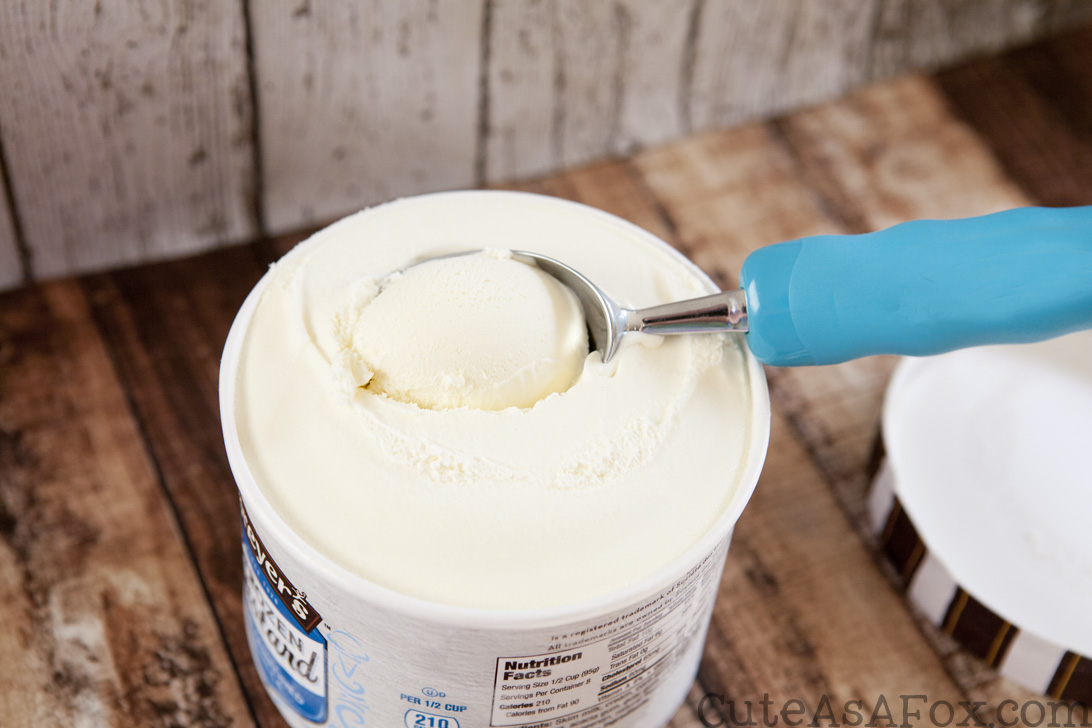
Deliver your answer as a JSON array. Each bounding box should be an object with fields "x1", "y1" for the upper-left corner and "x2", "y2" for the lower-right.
[{"x1": 868, "y1": 435, "x2": 1092, "y2": 704}]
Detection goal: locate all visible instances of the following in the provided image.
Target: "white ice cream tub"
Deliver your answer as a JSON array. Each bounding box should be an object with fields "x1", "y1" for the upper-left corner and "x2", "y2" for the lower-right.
[
  {"x1": 869, "y1": 331, "x2": 1092, "y2": 704},
  {"x1": 220, "y1": 192, "x2": 771, "y2": 728}
]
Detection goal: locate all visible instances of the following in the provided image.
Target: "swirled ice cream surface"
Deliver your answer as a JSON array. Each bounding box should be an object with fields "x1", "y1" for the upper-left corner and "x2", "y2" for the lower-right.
[{"x1": 236, "y1": 192, "x2": 755, "y2": 609}]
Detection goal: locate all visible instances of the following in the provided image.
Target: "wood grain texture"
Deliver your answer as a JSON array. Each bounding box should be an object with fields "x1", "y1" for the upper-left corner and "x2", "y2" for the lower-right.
[
  {"x1": 632, "y1": 123, "x2": 844, "y2": 291},
  {"x1": 687, "y1": 0, "x2": 877, "y2": 131},
  {"x1": 867, "y1": 0, "x2": 1092, "y2": 82},
  {"x1": 937, "y1": 24, "x2": 1092, "y2": 208},
  {"x1": 707, "y1": 412, "x2": 973, "y2": 724},
  {"x1": 2, "y1": 1, "x2": 1091, "y2": 282},
  {"x1": 486, "y1": 0, "x2": 1092, "y2": 188},
  {"x1": 250, "y1": 0, "x2": 484, "y2": 233},
  {"x1": 0, "y1": 281, "x2": 254, "y2": 726},
  {"x1": 549, "y1": 1, "x2": 630, "y2": 168},
  {"x1": 497, "y1": 157, "x2": 676, "y2": 245},
  {"x1": 612, "y1": 0, "x2": 697, "y2": 154},
  {"x1": 80, "y1": 247, "x2": 285, "y2": 726},
  {"x1": 3, "y1": 25, "x2": 1091, "y2": 727},
  {"x1": 0, "y1": 167, "x2": 22, "y2": 289},
  {"x1": 486, "y1": 0, "x2": 696, "y2": 182},
  {"x1": 0, "y1": 0, "x2": 256, "y2": 280},
  {"x1": 483, "y1": 0, "x2": 558, "y2": 183},
  {"x1": 757, "y1": 76, "x2": 1020, "y2": 534}
]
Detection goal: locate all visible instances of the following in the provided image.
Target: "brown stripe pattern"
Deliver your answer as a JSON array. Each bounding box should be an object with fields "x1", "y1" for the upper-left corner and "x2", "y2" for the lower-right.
[
  {"x1": 878, "y1": 497, "x2": 926, "y2": 585},
  {"x1": 1049, "y1": 652, "x2": 1092, "y2": 703},
  {"x1": 874, "y1": 456, "x2": 1091, "y2": 704},
  {"x1": 941, "y1": 588, "x2": 1019, "y2": 669}
]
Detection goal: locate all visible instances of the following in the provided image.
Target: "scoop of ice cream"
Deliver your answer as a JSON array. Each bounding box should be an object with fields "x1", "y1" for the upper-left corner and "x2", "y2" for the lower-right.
[{"x1": 348, "y1": 250, "x2": 589, "y2": 410}]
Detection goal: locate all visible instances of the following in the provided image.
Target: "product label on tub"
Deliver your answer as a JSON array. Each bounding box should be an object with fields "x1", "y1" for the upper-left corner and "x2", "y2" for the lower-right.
[
  {"x1": 489, "y1": 542, "x2": 726, "y2": 727},
  {"x1": 241, "y1": 501, "x2": 328, "y2": 723},
  {"x1": 235, "y1": 494, "x2": 728, "y2": 728}
]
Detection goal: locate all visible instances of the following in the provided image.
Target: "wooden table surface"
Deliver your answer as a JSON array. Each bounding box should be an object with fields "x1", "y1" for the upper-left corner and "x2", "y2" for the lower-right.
[{"x1": 3, "y1": 24, "x2": 1091, "y2": 728}]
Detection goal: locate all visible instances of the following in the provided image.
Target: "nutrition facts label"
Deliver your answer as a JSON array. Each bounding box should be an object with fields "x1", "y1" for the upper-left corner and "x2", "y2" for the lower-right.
[{"x1": 489, "y1": 542, "x2": 726, "y2": 727}]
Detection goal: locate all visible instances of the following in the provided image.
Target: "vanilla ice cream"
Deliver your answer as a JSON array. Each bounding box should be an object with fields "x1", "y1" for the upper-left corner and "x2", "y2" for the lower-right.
[
  {"x1": 336, "y1": 249, "x2": 588, "y2": 411},
  {"x1": 234, "y1": 191, "x2": 759, "y2": 610}
]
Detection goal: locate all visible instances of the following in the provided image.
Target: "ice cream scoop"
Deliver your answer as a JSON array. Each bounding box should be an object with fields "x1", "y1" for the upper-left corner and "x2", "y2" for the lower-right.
[
  {"x1": 346, "y1": 249, "x2": 588, "y2": 410},
  {"x1": 502, "y1": 206, "x2": 1092, "y2": 366}
]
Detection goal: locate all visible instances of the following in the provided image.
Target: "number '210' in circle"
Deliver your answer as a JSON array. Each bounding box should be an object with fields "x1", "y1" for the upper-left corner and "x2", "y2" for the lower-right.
[{"x1": 405, "y1": 709, "x2": 458, "y2": 728}]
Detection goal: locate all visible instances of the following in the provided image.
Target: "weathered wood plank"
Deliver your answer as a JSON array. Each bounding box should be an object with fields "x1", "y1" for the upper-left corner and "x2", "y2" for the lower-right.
[
  {"x1": 708, "y1": 412, "x2": 979, "y2": 724},
  {"x1": 549, "y1": 2, "x2": 630, "y2": 168},
  {"x1": 551, "y1": 0, "x2": 696, "y2": 164},
  {"x1": 687, "y1": 0, "x2": 877, "y2": 132},
  {"x1": 80, "y1": 246, "x2": 283, "y2": 725},
  {"x1": 0, "y1": 167, "x2": 22, "y2": 290},
  {"x1": 483, "y1": 0, "x2": 557, "y2": 183},
  {"x1": 937, "y1": 25, "x2": 1092, "y2": 207},
  {"x1": 486, "y1": 1, "x2": 1092, "y2": 190},
  {"x1": 485, "y1": 0, "x2": 695, "y2": 182},
  {"x1": 5, "y1": 29, "x2": 1084, "y2": 727},
  {"x1": 613, "y1": 0, "x2": 696, "y2": 154},
  {"x1": 497, "y1": 157, "x2": 675, "y2": 245},
  {"x1": 868, "y1": 0, "x2": 1092, "y2": 82},
  {"x1": 1, "y1": 1, "x2": 1088, "y2": 281},
  {"x1": 0, "y1": 281, "x2": 254, "y2": 727},
  {"x1": 1039, "y1": 1, "x2": 1092, "y2": 34},
  {"x1": 250, "y1": 0, "x2": 484, "y2": 234},
  {"x1": 0, "y1": 0, "x2": 256, "y2": 280},
  {"x1": 633, "y1": 123, "x2": 845, "y2": 290}
]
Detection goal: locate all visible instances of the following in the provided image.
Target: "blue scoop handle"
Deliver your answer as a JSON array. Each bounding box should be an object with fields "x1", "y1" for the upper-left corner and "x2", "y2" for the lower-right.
[{"x1": 739, "y1": 206, "x2": 1092, "y2": 367}]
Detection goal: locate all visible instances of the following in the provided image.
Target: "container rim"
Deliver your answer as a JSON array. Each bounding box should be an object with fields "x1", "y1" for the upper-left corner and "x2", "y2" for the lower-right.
[
  {"x1": 219, "y1": 189, "x2": 771, "y2": 630},
  {"x1": 879, "y1": 336, "x2": 1092, "y2": 661}
]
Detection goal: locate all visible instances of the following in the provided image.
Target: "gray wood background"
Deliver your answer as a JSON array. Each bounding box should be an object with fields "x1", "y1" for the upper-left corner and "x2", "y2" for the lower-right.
[{"x1": 1, "y1": 0, "x2": 1090, "y2": 291}]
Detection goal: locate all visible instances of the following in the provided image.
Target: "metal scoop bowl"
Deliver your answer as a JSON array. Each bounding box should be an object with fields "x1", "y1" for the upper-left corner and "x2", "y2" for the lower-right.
[{"x1": 510, "y1": 251, "x2": 748, "y2": 363}]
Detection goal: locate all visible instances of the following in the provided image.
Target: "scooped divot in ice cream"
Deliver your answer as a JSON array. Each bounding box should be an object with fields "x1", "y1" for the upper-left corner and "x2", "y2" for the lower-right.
[{"x1": 332, "y1": 249, "x2": 589, "y2": 411}]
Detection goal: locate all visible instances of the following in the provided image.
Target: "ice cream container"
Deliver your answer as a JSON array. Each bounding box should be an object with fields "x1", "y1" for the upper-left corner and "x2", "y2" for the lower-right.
[
  {"x1": 220, "y1": 192, "x2": 772, "y2": 728},
  {"x1": 869, "y1": 331, "x2": 1092, "y2": 703}
]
